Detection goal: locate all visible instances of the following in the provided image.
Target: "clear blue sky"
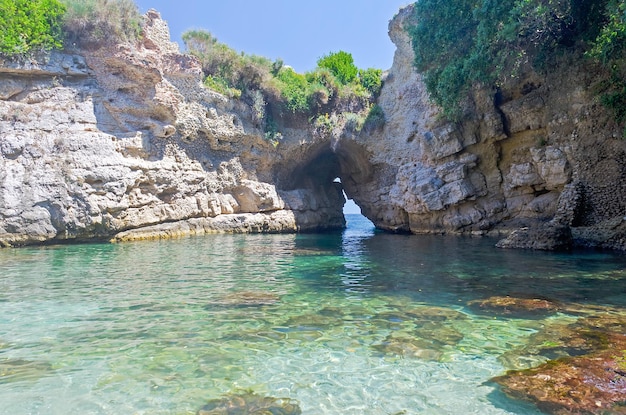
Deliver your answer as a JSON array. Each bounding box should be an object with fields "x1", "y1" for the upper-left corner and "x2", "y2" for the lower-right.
[
  {"x1": 134, "y1": 1, "x2": 411, "y2": 214},
  {"x1": 134, "y1": 0, "x2": 411, "y2": 73}
]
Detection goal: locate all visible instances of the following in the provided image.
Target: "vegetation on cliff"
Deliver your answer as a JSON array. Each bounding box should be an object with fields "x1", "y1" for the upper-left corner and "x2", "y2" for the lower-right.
[
  {"x1": 60, "y1": 0, "x2": 142, "y2": 48},
  {"x1": 407, "y1": 0, "x2": 626, "y2": 133},
  {"x1": 0, "y1": 0, "x2": 65, "y2": 55},
  {"x1": 0, "y1": 0, "x2": 142, "y2": 55},
  {"x1": 183, "y1": 29, "x2": 384, "y2": 142}
]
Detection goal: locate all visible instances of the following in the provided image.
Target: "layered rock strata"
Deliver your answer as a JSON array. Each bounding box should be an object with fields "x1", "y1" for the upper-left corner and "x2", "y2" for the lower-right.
[
  {"x1": 1, "y1": 6, "x2": 625, "y2": 250},
  {"x1": 350, "y1": 5, "x2": 626, "y2": 250},
  {"x1": 0, "y1": 11, "x2": 345, "y2": 246}
]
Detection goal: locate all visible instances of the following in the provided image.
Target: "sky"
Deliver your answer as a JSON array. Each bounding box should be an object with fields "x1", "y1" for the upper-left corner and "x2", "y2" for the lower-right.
[
  {"x1": 133, "y1": 1, "x2": 411, "y2": 214},
  {"x1": 133, "y1": 0, "x2": 411, "y2": 73}
]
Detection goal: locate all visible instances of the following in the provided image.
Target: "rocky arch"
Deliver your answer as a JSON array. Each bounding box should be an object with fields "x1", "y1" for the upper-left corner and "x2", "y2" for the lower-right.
[{"x1": 275, "y1": 138, "x2": 374, "y2": 229}]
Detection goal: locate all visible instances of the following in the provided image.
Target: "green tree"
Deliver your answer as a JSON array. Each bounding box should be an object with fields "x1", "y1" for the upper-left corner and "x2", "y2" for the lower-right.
[
  {"x1": 317, "y1": 51, "x2": 358, "y2": 85},
  {"x1": 0, "y1": 0, "x2": 65, "y2": 55}
]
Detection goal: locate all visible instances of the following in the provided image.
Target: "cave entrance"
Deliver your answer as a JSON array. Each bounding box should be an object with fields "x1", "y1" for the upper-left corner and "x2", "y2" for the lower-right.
[{"x1": 278, "y1": 140, "x2": 372, "y2": 230}]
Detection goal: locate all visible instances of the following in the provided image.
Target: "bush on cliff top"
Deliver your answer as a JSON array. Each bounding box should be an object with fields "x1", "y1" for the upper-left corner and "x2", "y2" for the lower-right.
[
  {"x1": 408, "y1": 0, "x2": 626, "y2": 123},
  {"x1": 60, "y1": 0, "x2": 142, "y2": 48},
  {"x1": 183, "y1": 29, "x2": 384, "y2": 142},
  {"x1": 0, "y1": 0, "x2": 142, "y2": 55},
  {"x1": 0, "y1": 0, "x2": 65, "y2": 55},
  {"x1": 183, "y1": 29, "x2": 382, "y2": 115}
]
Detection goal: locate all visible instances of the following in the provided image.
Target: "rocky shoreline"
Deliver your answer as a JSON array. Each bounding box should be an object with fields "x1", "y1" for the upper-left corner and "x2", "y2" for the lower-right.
[{"x1": 1, "y1": 6, "x2": 625, "y2": 251}]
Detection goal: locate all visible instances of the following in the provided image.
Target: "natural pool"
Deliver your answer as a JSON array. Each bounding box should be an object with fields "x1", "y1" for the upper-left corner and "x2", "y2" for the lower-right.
[{"x1": 1, "y1": 214, "x2": 625, "y2": 414}]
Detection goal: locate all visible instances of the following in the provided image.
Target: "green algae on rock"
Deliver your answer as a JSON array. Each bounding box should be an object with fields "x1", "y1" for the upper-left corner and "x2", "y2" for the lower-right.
[{"x1": 492, "y1": 341, "x2": 626, "y2": 415}]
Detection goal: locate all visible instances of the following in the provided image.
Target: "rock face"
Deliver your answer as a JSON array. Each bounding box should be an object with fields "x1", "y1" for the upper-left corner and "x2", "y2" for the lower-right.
[
  {"x1": 349, "y1": 5, "x2": 626, "y2": 250},
  {"x1": 0, "y1": 10, "x2": 345, "y2": 246},
  {"x1": 1, "y1": 6, "x2": 625, "y2": 249}
]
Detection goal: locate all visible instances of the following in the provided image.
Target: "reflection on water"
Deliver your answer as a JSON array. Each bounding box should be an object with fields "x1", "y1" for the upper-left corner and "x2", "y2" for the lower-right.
[{"x1": 0, "y1": 214, "x2": 625, "y2": 414}]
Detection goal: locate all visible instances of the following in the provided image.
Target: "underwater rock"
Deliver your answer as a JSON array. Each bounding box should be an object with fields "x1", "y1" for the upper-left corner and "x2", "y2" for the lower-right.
[
  {"x1": 372, "y1": 334, "x2": 444, "y2": 361},
  {"x1": 283, "y1": 313, "x2": 341, "y2": 331},
  {"x1": 197, "y1": 391, "x2": 302, "y2": 415},
  {"x1": 467, "y1": 296, "x2": 560, "y2": 318},
  {"x1": 0, "y1": 358, "x2": 54, "y2": 384},
  {"x1": 372, "y1": 321, "x2": 463, "y2": 361},
  {"x1": 218, "y1": 329, "x2": 287, "y2": 343},
  {"x1": 371, "y1": 306, "x2": 465, "y2": 360},
  {"x1": 208, "y1": 291, "x2": 280, "y2": 307},
  {"x1": 494, "y1": 313, "x2": 626, "y2": 414},
  {"x1": 403, "y1": 306, "x2": 468, "y2": 322},
  {"x1": 499, "y1": 323, "x2": 617, "y2": 370},
  {"x1": 492, "y1": 333, "x2": 626, "y2": 415},
  {"x1": 414, "y1": 323, "x2": 464, "y2": 346},
  {"x1": 500, "y1": 313, "x2": 626, "y2": 370},
  {"x1": 373, "y1": 306, "x2": 466, "y2": 329}
]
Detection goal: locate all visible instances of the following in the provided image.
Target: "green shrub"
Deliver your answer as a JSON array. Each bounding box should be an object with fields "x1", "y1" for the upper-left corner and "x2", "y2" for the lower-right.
[
  {"x1": 312, "y1": 113, "x2": 337, "y2": 137},
  {"x1": 306, "y1": 68, "x2": 339, "y2": 100},
  {"x1": 343, "y1": 112, "x2": 366, "y2": 132},
  {"x1": 587, "y1": 0, "x2": 626, "y2": 63},
  {"x1": 359, "y1": 68, "x2": 383, "y2": 96},
  {"x1": 186, "y1": 29, "x2": 376, "y2": 121},
  {"x1": 264, "y1": 116, "x2": 282, "y2": 145},
  {"x1": 61, "y1": 0, "x2": 141, "y2": 48},
  {"x1": 0, "y1": 0, "x2": 65, "y2": 56},
  {"x1": 204, "y1": 75, "x2": 241, "y2": 99},
  {"x1": 274, "y1": 67, "x2": 310, "y2": 113},
  {"x1": 598, "y1": 65, "x2": 626, "y2": 137},
  {"x1": 184, "y1": 29, "x2": 271, "y2": 96},
  {"x1": 317, "y1": 50, "x2": 358, "y2": 85}
]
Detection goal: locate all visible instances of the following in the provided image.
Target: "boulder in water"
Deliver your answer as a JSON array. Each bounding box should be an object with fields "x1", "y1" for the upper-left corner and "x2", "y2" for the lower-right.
[{"x1": 467, "y1": 296, "x2": 560, "y2": 318}]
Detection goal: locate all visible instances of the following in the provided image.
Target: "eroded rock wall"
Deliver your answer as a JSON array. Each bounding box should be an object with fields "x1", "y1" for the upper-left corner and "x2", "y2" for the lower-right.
[
  {"x1": 2, "y1": 6, "x2": 625, "y2": 250},
  {"x1": 0, "y1": 10, "x2": 344, "y2": 246},
  {"x1": 349, "y1": 4, "x2": 626, "y2": 250}
]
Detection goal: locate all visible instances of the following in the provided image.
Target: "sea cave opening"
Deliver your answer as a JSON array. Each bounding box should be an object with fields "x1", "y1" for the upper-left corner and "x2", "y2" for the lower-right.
[{"x1": 278, "y1": 140, "x2": 373, "y2": 229}]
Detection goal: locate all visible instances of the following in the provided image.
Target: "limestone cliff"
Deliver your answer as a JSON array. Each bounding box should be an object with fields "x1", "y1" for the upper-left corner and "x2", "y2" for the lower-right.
[
  {"x1": 0, "y1": 10, "x2": 344, "y2": 246},
  {"x1": 348, "y1": 5, "x2": 626, "y2": 251},
  {"x1": 1, "y1": 6, "x2": 625, "y2": 251}
]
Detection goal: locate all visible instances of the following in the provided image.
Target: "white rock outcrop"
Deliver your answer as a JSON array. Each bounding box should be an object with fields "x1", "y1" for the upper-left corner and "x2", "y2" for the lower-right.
[{"x1": 0, "y1": 10, "x2": 344, "y2": 246}]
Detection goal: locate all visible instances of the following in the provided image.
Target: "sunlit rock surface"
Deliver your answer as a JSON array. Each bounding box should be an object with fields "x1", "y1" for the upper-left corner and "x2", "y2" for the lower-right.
[
  {"x1": 0, "y1": 10, "x2": 344, "y2": 246},
  {"x1": 1, "y1": 6, "x2": 625, "y2": 250},
  {"x1": 352, "y1": 5, "x2": 626, "y2": 250}
]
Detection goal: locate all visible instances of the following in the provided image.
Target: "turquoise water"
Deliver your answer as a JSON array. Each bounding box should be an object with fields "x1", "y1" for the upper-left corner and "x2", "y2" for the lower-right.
[{"x1": 1, "y1": 214, "x2": 625, "y2": 414}]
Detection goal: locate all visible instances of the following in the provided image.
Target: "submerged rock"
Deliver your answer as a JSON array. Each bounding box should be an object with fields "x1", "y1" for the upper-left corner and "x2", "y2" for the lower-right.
[
  {"x1": 0, "y1": 358, "x2": 54, "y2": 384},
  {"x1": 467, "y1": 296, "x2": 561, "y2": 318},
  {"x1": 500, "y1": 313, "x2": 626, "y2": 370},
  {"x1": 492, "y1": 334, "x2": 626, "y2": 415},
  {"x1": 496, "y1": 222, "x2": 573, "y2": 251},
  {"x1": 283, "y1": 313, "x2": 341, "y2": 331},
  {"x1": 197, "y1": 391, "x2": 302, "y2": 415},
  {"x1": 372, "y1": 334, "x2": 444, "y2": 361},
  {"x1": 493, "y1": 313, "x2": 626, "y2": 414}
]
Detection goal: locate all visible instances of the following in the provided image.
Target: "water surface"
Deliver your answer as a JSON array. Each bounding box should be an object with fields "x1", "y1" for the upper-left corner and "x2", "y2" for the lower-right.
[{"x1": 1, "y1": 215, "x2": 625, "y2": 414}]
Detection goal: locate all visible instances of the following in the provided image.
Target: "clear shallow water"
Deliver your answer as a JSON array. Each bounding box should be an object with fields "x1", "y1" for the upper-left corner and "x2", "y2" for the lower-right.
[{"x1": 0, "y1": 214, "x2": 625, "y2": 414}]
